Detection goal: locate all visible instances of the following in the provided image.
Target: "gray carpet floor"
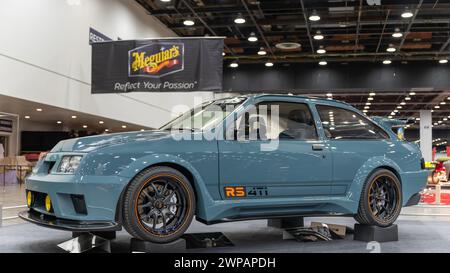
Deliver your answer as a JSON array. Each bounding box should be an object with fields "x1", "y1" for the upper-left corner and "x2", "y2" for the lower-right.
[{"x1": 1, "y1": 215, "x2": 450, "y2": 253}]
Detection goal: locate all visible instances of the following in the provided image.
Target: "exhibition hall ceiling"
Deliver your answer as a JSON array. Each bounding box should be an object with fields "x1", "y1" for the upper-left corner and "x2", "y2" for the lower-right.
[
  {"x1": 137, "y1": 0, "x2": 450, "y2": 127},
  {"x1": 137, "y1": 0, "x2": 450, "y2": 65},
  {"x1": 0, "y1": 95, "x2": 150, "y2": 133}
]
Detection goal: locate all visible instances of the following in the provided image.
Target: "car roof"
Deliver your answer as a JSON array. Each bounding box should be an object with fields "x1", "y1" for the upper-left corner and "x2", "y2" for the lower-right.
[{"x1": 233, "y1": 94, "x2": 354, "y2": 108}]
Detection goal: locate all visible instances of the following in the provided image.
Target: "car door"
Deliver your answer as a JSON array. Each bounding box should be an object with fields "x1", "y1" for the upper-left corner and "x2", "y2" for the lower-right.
[
  {"x1": 218, "y1": 99, "x2": 333, "y2": 199},
  {"x1": 314, "y1": 104, "x2": 393, "y2": 196}
]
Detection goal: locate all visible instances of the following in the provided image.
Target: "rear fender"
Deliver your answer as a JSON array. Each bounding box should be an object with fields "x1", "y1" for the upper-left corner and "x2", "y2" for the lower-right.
[{"x1": 347, "y1": 156, "x2": 402, "y2": 205}]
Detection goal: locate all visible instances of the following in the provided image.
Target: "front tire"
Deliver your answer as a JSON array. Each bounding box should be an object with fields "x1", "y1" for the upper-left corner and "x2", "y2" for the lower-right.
[
  {"x1": 122, "y1": 166, "x2": 196, "y2": 243},
  {"x1": 354, "y1": 169, "x2": 402, "y2": 227}
]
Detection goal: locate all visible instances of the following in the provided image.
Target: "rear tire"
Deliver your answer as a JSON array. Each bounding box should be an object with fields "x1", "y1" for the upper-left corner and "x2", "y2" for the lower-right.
[
  {"x1": 354, "y1": 169, "x2": 402, "y2": 227},
  {"x1": 122, "y1": 166, "x2": 196, "y2": 243}
]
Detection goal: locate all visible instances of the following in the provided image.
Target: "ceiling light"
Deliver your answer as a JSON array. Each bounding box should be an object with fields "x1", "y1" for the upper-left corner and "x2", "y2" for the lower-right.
[
  {"x1": 439, "y1": 121, "x2": 443, "y2": 123},
  {"x1": 234, "y1": 13, "x2": 246, "y2": 24},
  {"x1": 363, "y1": 110, "x2": 368, "y2": 113},
  {"x1": 366, "y1": 102, "x2": 371, "y2": 106},
  {"x1": 391, "y1": 112, "x2": 396, "y2": 116},
  {"x1": 326, "y1": 93, "x2": 333, "y2": 97},
  {"x1": 368, "y1": 97, "x2": 374, "y2": 101},
  {"x1": 83, "y1": 125, "x2": 88, "y2": 128},
  {"x1": 383, "y1": 60, "x2": 392, "y2": 64},
  {"x1": 439, "y1": 59, "x2": 448, "y2": 64},
  {"x1": 388, "y1": 116, "x2": 393, "y2": 119},
  {"x1": 405, "y1": 97, "x2": 411, "y2": 100},
  {"x1": 257, "y1": 48, "x2": 267, "y2": 55},
  {"x1": 318, "y1": 61, "x2": 327, "y2": 66},
  {"x1": 105, "y1": 129, "x2": 109, "y2": 132},
  {"x1": 392, "y1": 28, "x2": 403, "y2": 38},
  {"x1": 183, "y1": 19, "x2": 195, "y2": 26},
  {"x1": 435, "y1": 105, "x2": 440, "y2": 109},
  {"x1": 309, "y1": 10, "x2": 320, "y2": 21},
  {"x1": 265, "y1": 61, "x2": 274, "y2": 67},
  {"x1": 440, "y1": 101, "x2": 446, "y2": 105},
  {"x1": 57, "y1": 121, "x2": 62, "y2": 124},
  {"x1": 401, "y1": 9, "x2": 414, "y2": 18},
  {"x1": 229, "y1": 61, "x2": 238, "y2": 68},
  {"x1": 434, "y1": 122, "x2": 438, "y2": 126},
  {"x1": 397, "y1": 106, "x2": 402, "y2": 109},
  {"x1": 400, "y1": 102, "x2": 406, "y2": 105},
  {"x1": 71, "y1": 115, "x2": 77, "y2": 119},
  {"x1": 313, "y1": 31, "x2": 324, "y2": 40},
  {"x1": 122, "y1": 125, "x2": 127, "y2": 129},
  {"x1": 36, "y1": 108, "x2": 43, "y2": 112},
  {"x1": 416, "y1": 117, "x2": 420, "y2": 121},
  {"x1": 248, "y1": 32, "x2": 258, "y2": 42},
  {"x1": 99, "y1": 121, "x2": 104, "y2": 124},
  {"x1": 364, "y1": 106, "x2": 370, "y2": 109},
  {"x1": 394, "y1": 110, "x2": 399, "y2": 113},
  {"x1": 160, "y1": 0, "x2": 171, "y2": 2},
  {"x1": 275, "y1": 42, "x2": 301, "y2": 50},
  {"x1": 386, "y1": 44, "x2": 396, "y2": 52},
  {"x1": 409, "y1": 92, "x2": 416, "y2": 96},
  {"x1": 317, "y1": 46, "x2": 326, "y2": 54},
  {"x1": 222, "y1": 52, "x2": 225, "y2": 56},
  {"x1": 24, "y1": 116, "x2": 30, "y2": 119},
  {"x1": 369, "y1": 92, "x2": 376, "y2": 96},
  {"x1": 445, "y1": 118, "x2": 449, "y2": 121}
]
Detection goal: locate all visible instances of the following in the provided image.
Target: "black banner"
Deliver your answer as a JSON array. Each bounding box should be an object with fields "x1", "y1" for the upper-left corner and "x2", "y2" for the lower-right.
[{"x1": 91, "y1": 38, "x2": 224, "y2": 93}]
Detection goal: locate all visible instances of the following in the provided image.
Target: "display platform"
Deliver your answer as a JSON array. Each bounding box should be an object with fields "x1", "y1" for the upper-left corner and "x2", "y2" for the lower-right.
[{"x1": 1, "y1": 216, "x2": 450, "y2": 253}]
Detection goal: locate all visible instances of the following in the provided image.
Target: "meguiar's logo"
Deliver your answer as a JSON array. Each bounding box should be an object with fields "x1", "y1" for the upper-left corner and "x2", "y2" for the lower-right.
[{"x1": 128, "y1": 42, "x2": 184, "y2": 78}]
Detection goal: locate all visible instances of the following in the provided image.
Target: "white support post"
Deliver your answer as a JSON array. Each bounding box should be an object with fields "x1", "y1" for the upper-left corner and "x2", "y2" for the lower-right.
[{"x1": 420, "y1": 110, "x2": 433, "y2": 162}]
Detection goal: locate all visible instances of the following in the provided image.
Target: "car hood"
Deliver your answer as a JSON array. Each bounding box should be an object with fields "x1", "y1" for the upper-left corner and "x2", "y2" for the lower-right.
[{"x1": 51, "y1": 130, "x2": 174, "y2": 153}]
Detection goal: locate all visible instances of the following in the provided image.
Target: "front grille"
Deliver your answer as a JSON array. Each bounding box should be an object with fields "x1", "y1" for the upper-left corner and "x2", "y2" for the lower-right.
[{"x1": 71, "y1": 194, "x2": 87, "y2": 215}]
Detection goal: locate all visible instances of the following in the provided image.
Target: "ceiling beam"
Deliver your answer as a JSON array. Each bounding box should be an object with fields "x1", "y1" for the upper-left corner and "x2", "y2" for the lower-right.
[
  {"x1": 239, "y1": 0, "x2": 275, "y2": 57},
  {"x1": 398, "y1": 0, "x2": 424, "y2": 53},
  {"x1": 299, "y1": 0, "x2": 315, "y2": 54},
  {"x1": 177, "y1": 0, "x2": 235, "y2": 56}
]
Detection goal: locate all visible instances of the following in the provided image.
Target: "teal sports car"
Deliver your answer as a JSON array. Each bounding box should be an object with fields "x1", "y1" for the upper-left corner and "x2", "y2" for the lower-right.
[{"x1": 20, "y1": 95, "x2": 429, "y2": 243}]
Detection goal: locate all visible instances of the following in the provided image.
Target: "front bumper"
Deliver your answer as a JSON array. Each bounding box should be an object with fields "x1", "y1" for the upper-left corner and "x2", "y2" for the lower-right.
[
  {"x1": 25, "y1": 173, "x2": 129, "y2": 222},
  {"x1": 19, "y1": 210, "x2": 120, "y2": 232}
]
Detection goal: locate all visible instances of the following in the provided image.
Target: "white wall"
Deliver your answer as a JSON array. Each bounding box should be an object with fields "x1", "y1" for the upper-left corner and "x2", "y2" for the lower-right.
[{"x1": 0, "y1": 0, "x2": 223, "y2": 128}]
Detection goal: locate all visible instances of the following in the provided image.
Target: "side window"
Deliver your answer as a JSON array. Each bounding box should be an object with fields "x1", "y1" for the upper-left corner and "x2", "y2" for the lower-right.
[
  {"x1": 233, "y1": 101, "x2": 318, "y2": 141},
  {"x1": 316, "y1": 105, "x2": 389, "y2": 140}
]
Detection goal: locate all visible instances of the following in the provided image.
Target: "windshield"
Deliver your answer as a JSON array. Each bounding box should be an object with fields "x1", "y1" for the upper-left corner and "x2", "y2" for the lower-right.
[{"x1": 160, "y1": 97, "x2": 247, "y2": 131}]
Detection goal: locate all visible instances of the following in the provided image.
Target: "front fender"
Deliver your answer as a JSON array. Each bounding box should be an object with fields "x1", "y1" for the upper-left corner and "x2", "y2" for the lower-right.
[
  {"x1": 116, "y1": 153, "x2": 215, "y2": 219},
  {"x1": 346, "y1": 156, "x2": 402, "y2": 204}
]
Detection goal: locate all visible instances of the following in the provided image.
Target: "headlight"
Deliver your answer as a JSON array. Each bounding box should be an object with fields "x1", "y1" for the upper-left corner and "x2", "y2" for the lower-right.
[{"x1": 57, "y1": 155, "x2": 83, "y2": 173}]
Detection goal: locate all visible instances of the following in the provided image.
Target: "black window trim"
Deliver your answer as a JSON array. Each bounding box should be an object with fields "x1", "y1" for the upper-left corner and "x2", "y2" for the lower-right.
[
  {"x1": 315, "y1": 104, "x2": 391, "y2": 141},
  {"x1": 229, "y1": 100, "x2": 320, "y2": 142}
]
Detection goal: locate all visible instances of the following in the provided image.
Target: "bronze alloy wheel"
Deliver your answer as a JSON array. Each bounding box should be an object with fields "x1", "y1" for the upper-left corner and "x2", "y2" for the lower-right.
[
  {"x1": 122, "y1": 166, "x2": 196, "y2": 243},
  {"x1": 355, "y1": 169, "x2": 402, "y2": 227},
  {"x1": 135, "y1": 175, "x2": 187, "y2": 236}
]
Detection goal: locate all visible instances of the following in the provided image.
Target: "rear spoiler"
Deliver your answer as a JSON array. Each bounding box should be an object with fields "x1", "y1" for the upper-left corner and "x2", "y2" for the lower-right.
[{"x1": 371, "y1": 117, "x2": 415, "y2": 129}]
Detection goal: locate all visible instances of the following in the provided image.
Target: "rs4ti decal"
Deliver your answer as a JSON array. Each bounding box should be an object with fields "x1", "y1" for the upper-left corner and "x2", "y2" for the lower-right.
[{"x1": 224, "y1": 186, "x2": 269, "y2": 198}]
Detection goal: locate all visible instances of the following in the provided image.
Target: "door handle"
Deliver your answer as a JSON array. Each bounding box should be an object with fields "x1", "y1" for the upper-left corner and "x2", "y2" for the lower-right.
[{"x1": 312, "y1": 144, "x2": 324, "y2": 151}]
